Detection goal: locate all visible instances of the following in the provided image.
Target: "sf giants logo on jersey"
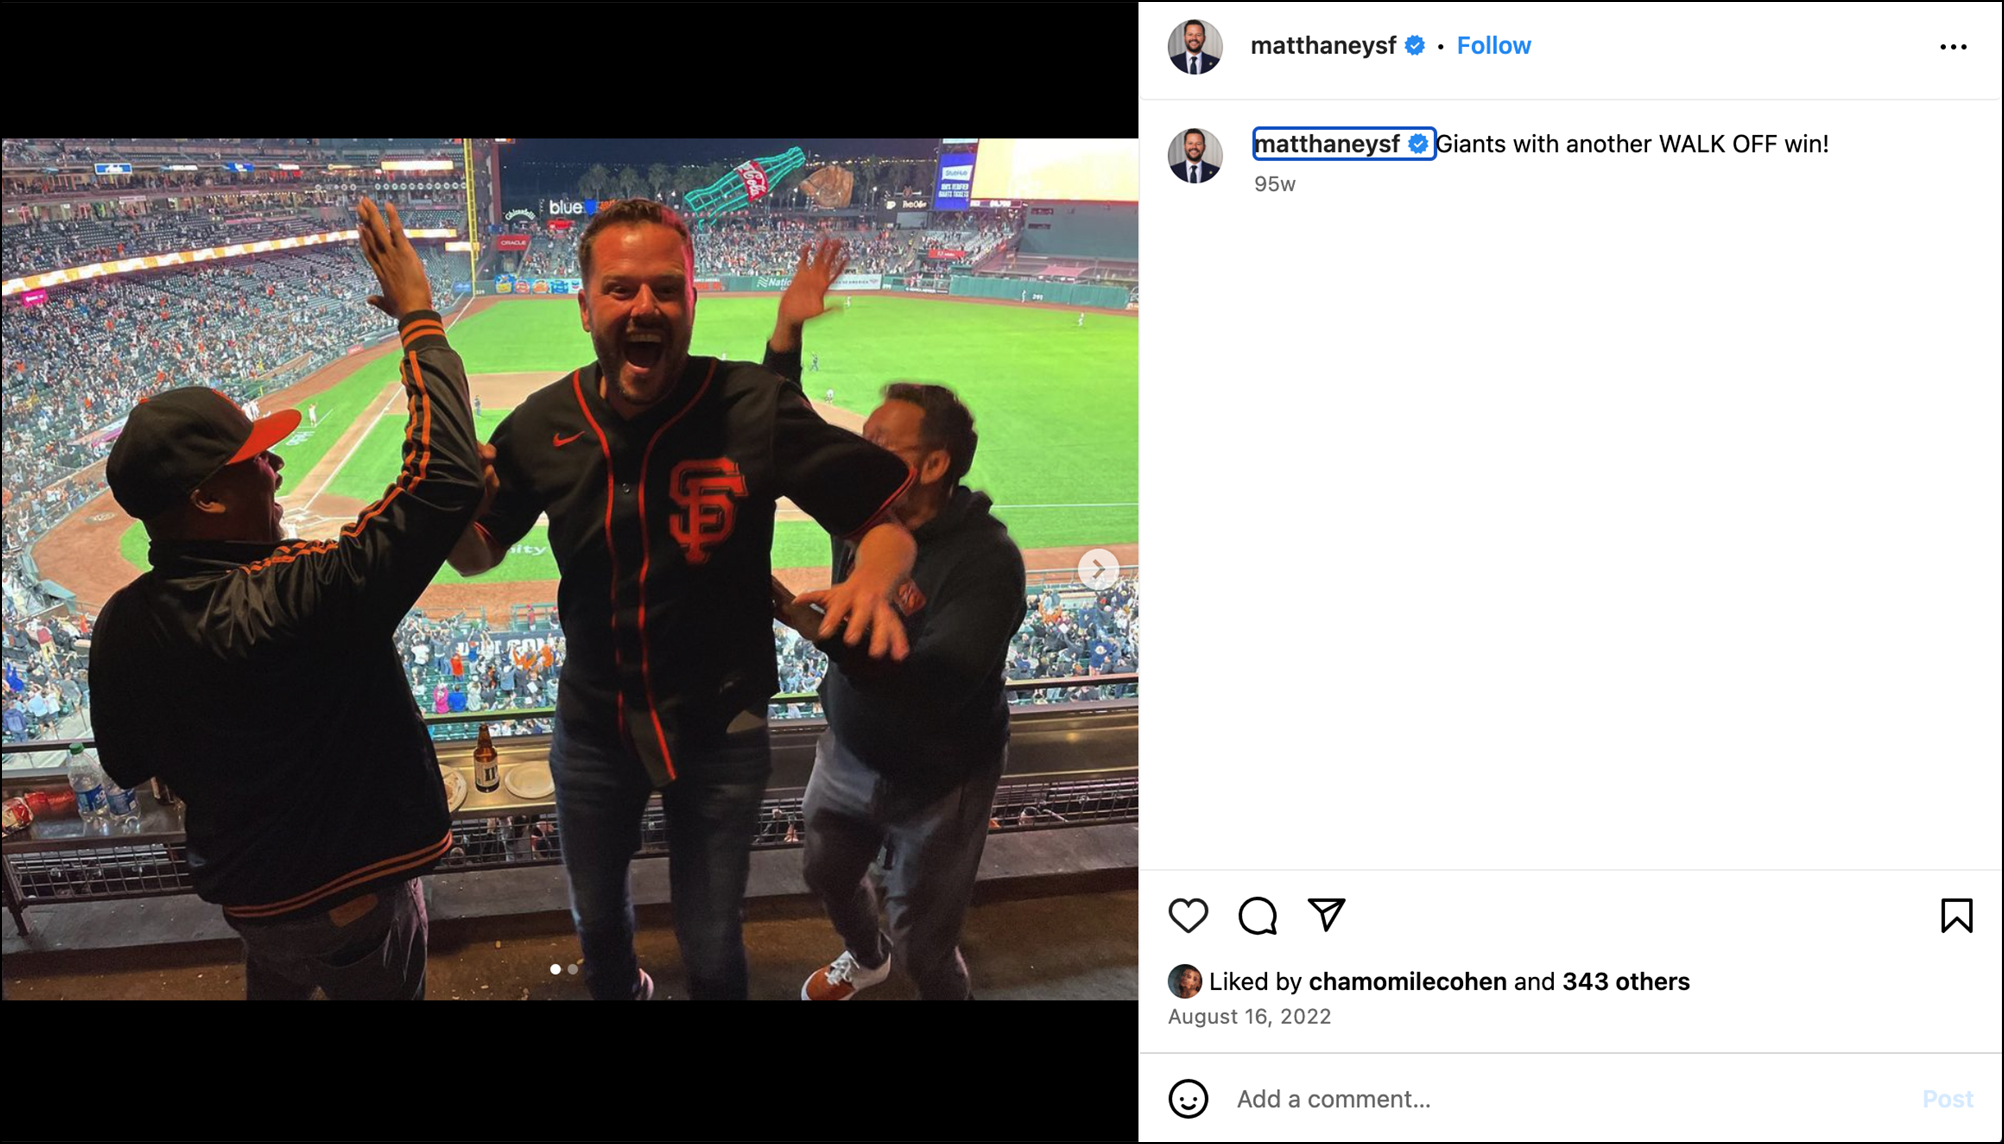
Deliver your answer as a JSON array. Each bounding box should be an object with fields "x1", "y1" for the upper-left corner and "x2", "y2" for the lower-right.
[{"x1": 668, "y1": 458, "x2": 747, "y2": 565}]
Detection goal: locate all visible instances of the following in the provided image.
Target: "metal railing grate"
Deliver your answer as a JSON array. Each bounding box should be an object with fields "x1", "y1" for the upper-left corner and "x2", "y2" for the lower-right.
[
  {"x1": 8, "y1": 778, "x2": 1140, "y2": 904},
  {"x1": 10, "y1": 841, "x2": 195, "y2": 901}
]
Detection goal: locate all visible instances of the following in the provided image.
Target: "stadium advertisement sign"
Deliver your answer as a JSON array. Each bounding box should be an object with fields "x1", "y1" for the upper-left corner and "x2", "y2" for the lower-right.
[
  {"x1": 694, "y1": 279, "x2": 725, "y2": 292},
  {"x1": 927, "y1": 248, "x2": 968, "y2": 260},
  {"x1": 20, "y1": 289, "x2": 48, "y2": 307},
  {"x1": 495, "y1": 234, "x2": 531, "y2": 252},
  {"x1": 935, "y1": 151, "x2": 977, "y2": 211},
  {"x1": 734, "y1": 159, "x2": 771, "y2": 203},
  {"x1": 495, "y1": 276, "x2": 583, "y2": 296},
  {"x1": 737, "y1": 273, "x2": 881, "y2": 292},
  {"x1": 725, "y1": 274, "x2": 873, "y2": 292}
]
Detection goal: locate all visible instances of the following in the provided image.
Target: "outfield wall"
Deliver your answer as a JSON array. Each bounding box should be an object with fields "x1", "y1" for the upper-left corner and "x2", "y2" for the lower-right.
[
  {"x1": 480, "y1": 273, "x2": 885, "y2": 295},
  {"x1": 949, "y1": 276, "x2": 1131, "y2": 309},
  {"x1": 476, "y1": 274, "x2": 1128, "y2": 307}
]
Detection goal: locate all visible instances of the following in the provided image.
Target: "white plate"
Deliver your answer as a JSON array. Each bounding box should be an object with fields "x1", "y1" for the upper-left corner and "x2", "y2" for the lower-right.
[
  {"x1": 503, "y1": 763, "x2": 554, "y2": 801},
  {"x1": 440, "y1": 766, "x2": 468, "y2": 811}
]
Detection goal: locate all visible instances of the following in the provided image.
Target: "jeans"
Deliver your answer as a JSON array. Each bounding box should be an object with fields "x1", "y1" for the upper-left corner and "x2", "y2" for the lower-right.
[
  {"x1": 225, "y1": 878, "x2": 427, "y2": 1001},
  {"x1": 801, "y1": 731, "x2": 1005, "y2": 1000},
  {"x1": 547, "y1": 714, "x2": 772, "y2": 1000}
]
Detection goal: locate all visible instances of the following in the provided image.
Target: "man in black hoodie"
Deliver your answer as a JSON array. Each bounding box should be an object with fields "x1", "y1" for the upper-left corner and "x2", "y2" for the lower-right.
[{"x1": 775, "y1": 383, "x2": 1027, "y2": 1000}]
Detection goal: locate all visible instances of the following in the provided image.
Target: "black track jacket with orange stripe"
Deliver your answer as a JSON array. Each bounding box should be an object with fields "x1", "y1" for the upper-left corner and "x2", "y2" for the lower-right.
[{"x1": 88, "y1": 311, "x2": 483, "y2": 921}]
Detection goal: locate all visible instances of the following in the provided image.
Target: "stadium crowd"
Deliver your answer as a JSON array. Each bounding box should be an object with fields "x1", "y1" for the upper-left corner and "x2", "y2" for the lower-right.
[
  {"x1": 1, "y1": 569, "x2": 1139, "y2": 746},
  {"x1": 1016, "y1": 577, "x2": 1141, "y2": 703},
  {"x1": 4, "y1": 199, "x2": 467, "y2": 277},
  {"x1": 918, "y1": 211, "x2": 1017, "y2": 267},
  {"x1": 386, "y1": 575, "x2": 1142, "y2": 727},
  {"x1": 511, "y1": 234, "x2": 578, "y2": 280},
  {"x1": 394, "y1": 610, "x2": 566, "y2": 721},
  {"x1": 695, "y1": 216, "x2": 919, "y2": 276},
  {"x1": 1, "y1": 571, "x2": 91, "y2": 744},
  {"x1": 504, "y1": 213, "x2": 1019, "y2": 283},
  {"x1": 769, "y1": 574, "x2": 1141, "y2": 715},
  {"x1": 3, "y1": 477, "x2": 101, "y2": 564},
  {"x1": 2, "y1": 246, "x2": 465, "y2": 565},
  {"x1": 3, "y1": 138, "x2": 441, "y2": 165}
]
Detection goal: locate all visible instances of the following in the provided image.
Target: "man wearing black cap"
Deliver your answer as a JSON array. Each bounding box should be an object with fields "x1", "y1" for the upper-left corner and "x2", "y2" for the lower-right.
[{"x1": 86, "y1": 199, "x2": 489, "y2": 1000}]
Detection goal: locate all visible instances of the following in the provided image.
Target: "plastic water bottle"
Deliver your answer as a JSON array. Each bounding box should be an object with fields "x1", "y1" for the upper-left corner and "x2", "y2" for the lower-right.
[
  {"x1": 67, "y1": 742, "x2": 108, "y2": 822},
  {"x1": 105, "y1": 778, "x2": 142, "y2": 832}
]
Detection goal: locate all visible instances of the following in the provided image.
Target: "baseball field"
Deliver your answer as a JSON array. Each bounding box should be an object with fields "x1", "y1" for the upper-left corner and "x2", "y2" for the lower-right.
[{"x1": 75, "y1": 293, "x2": 1136, "y2": 613}]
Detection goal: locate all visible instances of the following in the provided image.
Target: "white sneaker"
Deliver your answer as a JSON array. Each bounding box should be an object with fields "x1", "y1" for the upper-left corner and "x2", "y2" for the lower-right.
[{"x1": 801, "y1": 949, "x2": 891, "y2": 1000}]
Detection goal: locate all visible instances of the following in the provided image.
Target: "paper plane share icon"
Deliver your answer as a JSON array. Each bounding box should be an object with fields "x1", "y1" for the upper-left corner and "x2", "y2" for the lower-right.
[{"x1": 1309, "y1": 898, "x2": 1346, "y2": 932}]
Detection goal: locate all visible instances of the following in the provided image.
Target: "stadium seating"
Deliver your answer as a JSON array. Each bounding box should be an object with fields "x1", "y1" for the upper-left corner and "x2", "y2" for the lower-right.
[{"x1": 3, "y1": 247, "x2": 465, "y2": 566}]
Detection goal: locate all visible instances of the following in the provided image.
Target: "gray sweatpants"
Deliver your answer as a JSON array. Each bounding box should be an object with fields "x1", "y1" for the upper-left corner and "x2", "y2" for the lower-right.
[{"x1": 800, "y1": 731, "x2": 1005, "y2": 1000}]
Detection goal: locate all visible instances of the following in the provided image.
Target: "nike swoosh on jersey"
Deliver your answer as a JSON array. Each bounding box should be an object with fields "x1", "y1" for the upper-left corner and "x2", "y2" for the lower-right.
[{"x1": 553, "y1": 430, "x2": 586, "y2": 448}]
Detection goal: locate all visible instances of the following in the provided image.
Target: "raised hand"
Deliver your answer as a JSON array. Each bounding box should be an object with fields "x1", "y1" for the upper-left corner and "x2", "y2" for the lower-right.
[
  {"x1": 771, "y1": 238, "x2": 851, "y2": 352},
  {"x1": 356, "y1": 197, "x2": 434, "y2": 320}
]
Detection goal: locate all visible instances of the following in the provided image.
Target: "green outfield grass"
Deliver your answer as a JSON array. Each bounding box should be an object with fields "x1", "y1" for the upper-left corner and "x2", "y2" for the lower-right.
[{"x1": 120, "y1": 295, "x2": 1137, "y2": 579}]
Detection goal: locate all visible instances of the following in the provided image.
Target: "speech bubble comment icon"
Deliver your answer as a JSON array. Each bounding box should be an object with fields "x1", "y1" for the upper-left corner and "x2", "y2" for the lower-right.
[{"x1": 1240, "y1": 895, "x2": 1278, "y2": 935}]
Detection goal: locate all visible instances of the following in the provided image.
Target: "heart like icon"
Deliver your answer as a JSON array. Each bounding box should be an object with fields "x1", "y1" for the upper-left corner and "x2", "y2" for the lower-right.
[{"x1": 1169, "y1": 897, "x2": 1209, "y2": 934}]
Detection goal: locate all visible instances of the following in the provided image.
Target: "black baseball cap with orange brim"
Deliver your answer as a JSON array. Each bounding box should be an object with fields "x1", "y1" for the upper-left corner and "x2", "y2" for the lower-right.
[{"x1": 105, "y1": 387, "x2": 301, "y2": 521}]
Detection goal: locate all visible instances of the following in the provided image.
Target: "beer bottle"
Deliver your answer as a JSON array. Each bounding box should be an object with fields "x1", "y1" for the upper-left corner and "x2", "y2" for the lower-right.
[{"x1": 473, "y1": 724, "x2": 500, "y2": 793}]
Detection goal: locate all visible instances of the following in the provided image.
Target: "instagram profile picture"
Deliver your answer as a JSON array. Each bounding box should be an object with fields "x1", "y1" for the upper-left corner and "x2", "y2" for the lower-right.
[
  {"x1": 1169, "y1": 963, "x2": 1202, "y2": 999},
  {"x1": 1170, "y1": 129, "x2": 1219, "y2": 184},
  {"x1": 1170, "y1": 19, "x2": 1221, "y2": 74}
]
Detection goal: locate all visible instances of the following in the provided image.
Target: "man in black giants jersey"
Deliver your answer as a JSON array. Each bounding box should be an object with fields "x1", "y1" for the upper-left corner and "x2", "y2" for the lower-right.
[{"x1": 447, "y1": 200, "x2": 916, "y2": 1000}]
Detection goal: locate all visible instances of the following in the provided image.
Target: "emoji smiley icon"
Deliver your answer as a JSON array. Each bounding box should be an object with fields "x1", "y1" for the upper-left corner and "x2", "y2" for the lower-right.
[{"x1": 1168, "y1": 1078, "x2": 1209, "y2": 1119}]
